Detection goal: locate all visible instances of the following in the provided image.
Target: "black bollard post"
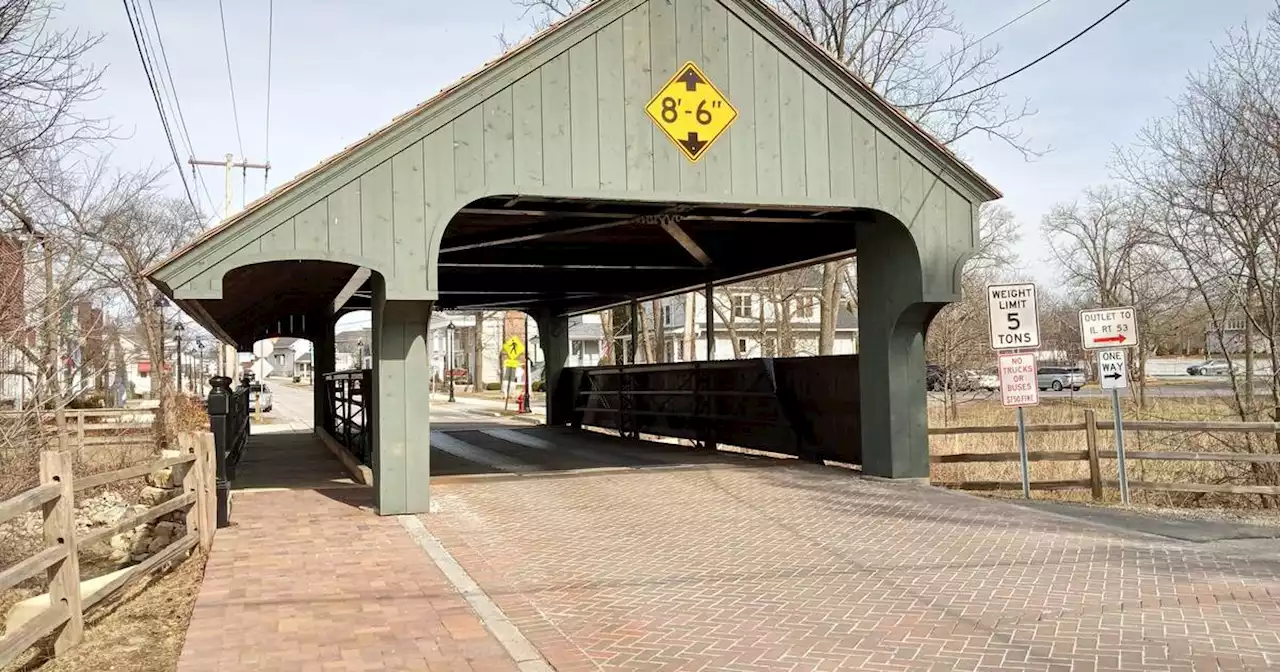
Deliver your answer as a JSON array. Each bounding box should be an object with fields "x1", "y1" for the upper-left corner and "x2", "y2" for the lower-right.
[{"x1": 206, "y1": 376, "x2": 233, "y2": 527}]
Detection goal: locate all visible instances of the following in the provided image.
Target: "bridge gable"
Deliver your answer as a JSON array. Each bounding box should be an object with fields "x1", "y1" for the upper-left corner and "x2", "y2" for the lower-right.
[{"x1": 151, "y1": 0, "x2": 996, "y2": 302}]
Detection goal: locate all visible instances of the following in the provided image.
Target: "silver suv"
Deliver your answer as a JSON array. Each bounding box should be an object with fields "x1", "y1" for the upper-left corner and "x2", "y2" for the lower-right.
[{"x1": 1037, "y1": 366, "x2": 1085, "y2": 392}]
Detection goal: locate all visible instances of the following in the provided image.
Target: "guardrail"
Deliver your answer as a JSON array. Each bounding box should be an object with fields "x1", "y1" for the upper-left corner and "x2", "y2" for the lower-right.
[
  {"x1": 0, "y1": 432, "x2": 215, "y2": 667},
  {"x1": 565, "y1": 356, "x2": 862, "y2": 464},
  {"x1": 930, "y1": 410, "x2": 1280, "y2": 497},
  {"x1": 323, "y1": 370, "x2": 373, "y2": 465}
]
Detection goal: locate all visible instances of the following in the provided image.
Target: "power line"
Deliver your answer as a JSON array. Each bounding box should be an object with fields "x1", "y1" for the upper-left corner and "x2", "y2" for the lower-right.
[
  {"x1": 973, "y1": 0, "x2": 1055, "y2": 46},
  {"x1": 904, "y1": 0, "x2": 1137, "y2": 109},
  {"x1": 218, "y1": 0, "x2": 246, "y2": 158},
  {"x1": 121, "y1": 0, "x2": 198, "y2": 212},
  {"x1": 263, "y1": 0, "x2": 274, "y2": 193},
  {"x1": 140, "y1": 0, "x2": 220, "y2": 217}
]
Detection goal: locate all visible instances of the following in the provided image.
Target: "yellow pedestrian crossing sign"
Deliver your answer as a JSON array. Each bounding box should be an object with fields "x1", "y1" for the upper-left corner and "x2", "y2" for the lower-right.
[
  {"x1": 645, "y1": 61, "x2": 738, "y2": 163},
  {"x1": 502, "y1": 336, "x2": 524, "y2": 369}
]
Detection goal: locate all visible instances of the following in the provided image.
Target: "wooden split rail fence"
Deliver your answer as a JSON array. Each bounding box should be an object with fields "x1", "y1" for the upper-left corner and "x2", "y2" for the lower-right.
[
  {"x1": 0, "y1": 408, "x2": 157, "y2": 451},
  {"x1": 930, "y1": 410, "x2": 1280, "y2": 498},
  {"x1": 0, "y1": 431, "x2": 215, "y2": 667}
]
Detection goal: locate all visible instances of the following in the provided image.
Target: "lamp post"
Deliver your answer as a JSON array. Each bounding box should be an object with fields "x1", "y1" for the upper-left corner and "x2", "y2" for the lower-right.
[
  {"x1": 174, "y1": 321, "x2": 185, "y2": 394},
  {"x1": 446, "y1": 322, "x2": 456, "y2": 402},
  {"x1": 153, "y1": 296, "x2": 168, "y2": 399},
  {"x1": 194, "y1": 339, "x2": 205, "y2": 395}
]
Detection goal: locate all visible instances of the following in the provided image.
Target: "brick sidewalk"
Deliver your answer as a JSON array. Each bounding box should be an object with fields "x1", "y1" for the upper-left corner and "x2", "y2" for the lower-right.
[
  {"x1": 177, "y1": 440, "x2": 520, "y2": 671},
  {"x1": 423, "y1": 463, "x2": 1280, "y2": 672}
]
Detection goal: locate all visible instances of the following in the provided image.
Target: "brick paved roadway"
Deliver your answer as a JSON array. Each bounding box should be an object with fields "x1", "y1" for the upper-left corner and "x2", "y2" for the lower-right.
[
  {"x1": 178, "y1": 428, "x2": 520, "y2": 672},
  {"x1": 422, "y1": 442, "x2": 1280, "y2": 672}
]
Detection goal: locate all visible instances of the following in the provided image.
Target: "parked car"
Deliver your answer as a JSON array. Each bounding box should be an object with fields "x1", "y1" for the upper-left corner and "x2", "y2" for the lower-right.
[
  {"x1": 926, "y1": 364, "x2": 947, "y2": 391},
  {"x1": 1037, "y1": 366, "x2": 1085, "y2": 392},
  {"x1": 249, "y1": 382, "x2": 273, "y2": 412},
  {"x1": 976, "y1": 370, "x2": 999, "y2": 391},
  {"x1": 1187, "y1": 360, "x2": 1234, "y2": 376},
  {"x1": 925, "y1": 364, "x2": 979, "y2": 391}
]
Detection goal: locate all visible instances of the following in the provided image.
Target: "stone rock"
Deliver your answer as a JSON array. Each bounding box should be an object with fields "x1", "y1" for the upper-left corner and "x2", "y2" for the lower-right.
[
  {"x1": 155, "y1": 521, "x2": 181, "y2": 535},
  {"x1": 138, "y1": 486, "x2": 178, "y2": 506},
  {"x1": 109, "y1": 548, "x2": 129, "y2": 563},
  {"x1": 89, "y1": 504, "x2": 129, "y2": 526},
  {"x1": 109, "y1": 533, "x2": 131, "y2": 551},
  {"x1": 146, "y1": 450, "x2": 190, "y2": 488},
  {"x1": 146, "y1": 537, "x2": 167, "y2": 554},
  {"x1": 131, "y1": 553, "x2": 150, "y2": 562}
]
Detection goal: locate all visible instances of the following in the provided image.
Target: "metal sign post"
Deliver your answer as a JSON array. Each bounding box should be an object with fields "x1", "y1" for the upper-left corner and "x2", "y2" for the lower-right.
[
  {"x1": 1097, "y1": 348, "x2": 1131, "y2": 505},
  {"x1": 987, "y1": 282, "x2": 1041, "y2": 499},
  {"x1": 997, "y1": 352, "x2": 1039, "y2": 498},
  {"x1": 1081, "y1": 309, "x2": 1141, "y2": 506}
]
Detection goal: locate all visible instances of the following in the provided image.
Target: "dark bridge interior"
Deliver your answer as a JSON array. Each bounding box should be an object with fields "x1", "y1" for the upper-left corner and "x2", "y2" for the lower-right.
[
  {"x1": 432, "y1": 195, "x2": 860, "y2": 315},
  {"x1": 197, "y1": 195, "x2": 863, "y2": 348}
]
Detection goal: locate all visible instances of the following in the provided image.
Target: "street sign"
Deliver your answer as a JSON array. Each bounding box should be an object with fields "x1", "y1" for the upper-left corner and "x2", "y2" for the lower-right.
[
  {"x1": 997, "y1": 352, "x2": 1039, "y2": 408},
  {"x1": 502, "y1": 336, "x2": 524, "y2": 370},
  {"x1": 1098, "y1": 349, "x2": 1128, "y2": 390},
  {"x1": 986, "y1": 282, "x2": 1040, "y2": 350},
  {"x1": 1079, "y1": 306, "x2": 1139, "y2": 350},
  {"x1": 645, "y1": 61, "x2": 738, "y2": 163}
]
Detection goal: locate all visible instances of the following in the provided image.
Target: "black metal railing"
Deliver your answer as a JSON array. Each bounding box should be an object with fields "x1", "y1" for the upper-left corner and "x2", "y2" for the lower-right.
[
  {"x1": 207, "y1": 375, "x2": 250, "y2": 528},
  {"x1": 323, "y1": 370, "x2": 373, "y2": 465},
  {"x1": 563, "y1": 356, "x2": 862, "y2": 465}
]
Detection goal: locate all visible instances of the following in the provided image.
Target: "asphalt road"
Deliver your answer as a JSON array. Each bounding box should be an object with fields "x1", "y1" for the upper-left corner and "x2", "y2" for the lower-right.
[{"x1": 266, "y1": 379, "x2": 315, "y2": 426}]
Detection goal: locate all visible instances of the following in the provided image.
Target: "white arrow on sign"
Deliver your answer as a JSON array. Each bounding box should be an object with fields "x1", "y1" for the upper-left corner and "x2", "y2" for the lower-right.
[{"x1": 1097, "y1": 349, "x2": 1128, "y2": 390}]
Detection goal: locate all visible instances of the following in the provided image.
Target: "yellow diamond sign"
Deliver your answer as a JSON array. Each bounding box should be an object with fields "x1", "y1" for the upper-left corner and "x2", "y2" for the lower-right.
[{"x1": 645, "y1": 61, "x2": 737, "y2": 163}]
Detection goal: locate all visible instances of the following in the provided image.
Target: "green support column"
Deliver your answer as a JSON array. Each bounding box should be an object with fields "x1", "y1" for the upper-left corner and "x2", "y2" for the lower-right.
[
  {"x1": 533, "y1": 311, "x2": 570, "y2": 426},
  {"x1": 371, "y1": 276, "x2": 434, "y2": 514},
  {"x1": 855, "y1": 220, "x2": 947, "y2": 479},
  {"x1": 312, "y1": 312, "x2": 336, "y2": 432}
]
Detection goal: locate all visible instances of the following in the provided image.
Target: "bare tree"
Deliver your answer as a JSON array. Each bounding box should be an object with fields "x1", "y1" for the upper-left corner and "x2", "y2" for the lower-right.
[
  {"x1": 56, "y1": 162, "x2": 204, "y2": 444},
  {"x1": 0, "y1": 0, "x2": 109, "y2": 182},
  {"x1": 1114, "y1": 5, "x2": 1280, "y2": 494},
  {"x1": 1041, "y1": 186, "x2": 1198, "y2": 407}
]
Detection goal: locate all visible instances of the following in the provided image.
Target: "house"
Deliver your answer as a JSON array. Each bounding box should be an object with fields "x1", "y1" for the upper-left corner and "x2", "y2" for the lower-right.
[
  {"x1": 1207, "y1": 318, "x2": 1271, "y2": 355},
  {"x1": 654, "y1": 274, "x2": 859, "y2": 361},
  {"x1": 335, "y1": 327, "x2": 372, "y2": 371},
  {"x1": 265, "y1": 337, "x2": 312, "y2": 378},
  {"x1": 425, "y1": 311, "x2": 606, "y2": 386}
]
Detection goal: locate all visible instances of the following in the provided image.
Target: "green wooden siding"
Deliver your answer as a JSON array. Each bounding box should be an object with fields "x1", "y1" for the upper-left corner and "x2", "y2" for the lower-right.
[{"x1": 160, "y1": 0, "x2": 983, "y2": 303}]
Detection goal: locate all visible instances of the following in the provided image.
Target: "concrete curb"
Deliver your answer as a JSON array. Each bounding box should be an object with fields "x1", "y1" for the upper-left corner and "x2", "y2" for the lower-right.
[{"x1": 397, "y1": 516, "x2": 554, "y2": 672}]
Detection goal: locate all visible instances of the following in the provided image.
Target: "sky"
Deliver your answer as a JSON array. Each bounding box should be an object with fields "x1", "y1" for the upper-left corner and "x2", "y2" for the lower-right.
[{"x1": 66, "y1": 0, "x2": 1279, "y2": 333}]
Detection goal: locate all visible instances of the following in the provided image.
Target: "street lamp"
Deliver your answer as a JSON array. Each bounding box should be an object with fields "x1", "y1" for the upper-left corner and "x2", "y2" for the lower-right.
[
  {"x1": 194, "y1": 339, "x2": 205, "y2": 395},
  {"x1": 153, "y1": 296, "x2": 168, "y2": 398},
  {"x1": 173, "y1": 321, "x2": 185, "y2": 394},
  {"x1": 446, "y1": 322, "x2": 456, "y2": 402}
]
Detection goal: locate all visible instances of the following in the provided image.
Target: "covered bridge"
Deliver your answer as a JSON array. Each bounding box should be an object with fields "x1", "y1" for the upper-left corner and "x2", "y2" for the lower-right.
[{"x1": 147, "y1": 0, "x2": 999, "y2": 514}]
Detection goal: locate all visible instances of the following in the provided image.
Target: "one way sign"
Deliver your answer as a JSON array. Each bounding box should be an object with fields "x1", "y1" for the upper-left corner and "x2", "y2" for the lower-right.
[{"x1": 1097, "y1": 349, "x2": 1128, "y2": 390}]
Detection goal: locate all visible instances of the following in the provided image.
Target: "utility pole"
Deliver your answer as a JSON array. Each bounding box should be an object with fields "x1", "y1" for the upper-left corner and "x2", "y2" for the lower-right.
[
  {"x1": 189, "y1": 153, "x2": 271, "y2": 217},
  {"x1": 190, "y1": 154, "x2": 270, "y2": 380}
]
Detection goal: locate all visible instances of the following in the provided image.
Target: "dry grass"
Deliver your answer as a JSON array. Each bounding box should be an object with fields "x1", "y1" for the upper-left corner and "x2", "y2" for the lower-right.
[
  {"x1": 929, "y1": 394, "x2": 1280, "y2": 508},
  {"x1": 1, "y1": 552, "x2": 207, "y2": 672}
]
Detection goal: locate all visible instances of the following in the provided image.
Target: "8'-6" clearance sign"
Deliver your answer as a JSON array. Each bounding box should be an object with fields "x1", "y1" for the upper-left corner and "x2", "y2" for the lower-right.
[{"x1": 998, "y1": 353, "x2": 1039, "y2": 408}]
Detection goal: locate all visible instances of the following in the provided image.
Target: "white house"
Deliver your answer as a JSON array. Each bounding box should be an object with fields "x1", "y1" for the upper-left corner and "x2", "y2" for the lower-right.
[{"x1": 653, "y1": 289, "x2": 858, "y2": 362}]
